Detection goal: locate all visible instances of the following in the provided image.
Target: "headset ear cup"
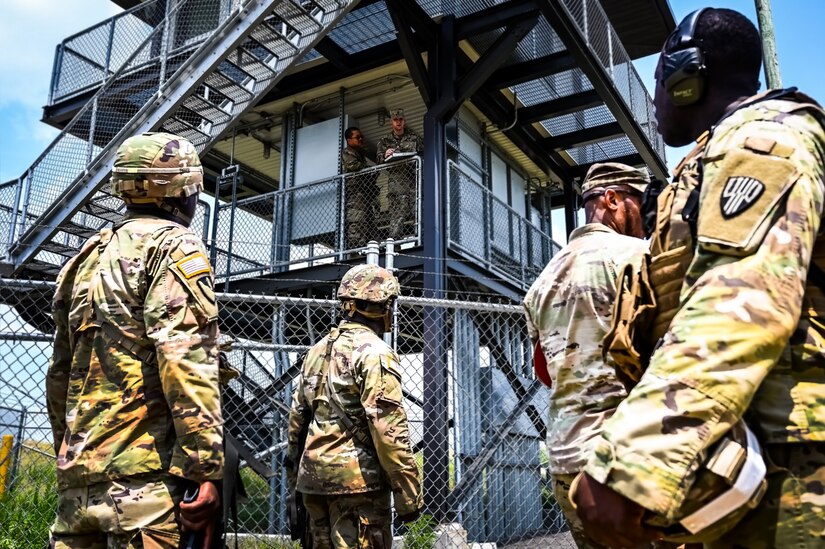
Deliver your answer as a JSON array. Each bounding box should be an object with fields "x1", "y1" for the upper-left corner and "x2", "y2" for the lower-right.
[{"x1": 663, "y1": 46, "x2": 706, "y2": 106}]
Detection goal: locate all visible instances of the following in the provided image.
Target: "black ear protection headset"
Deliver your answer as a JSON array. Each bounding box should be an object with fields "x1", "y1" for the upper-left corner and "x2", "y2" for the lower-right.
[{"x1": 660, "y1": 8, "x2": 708, "y2": 106}]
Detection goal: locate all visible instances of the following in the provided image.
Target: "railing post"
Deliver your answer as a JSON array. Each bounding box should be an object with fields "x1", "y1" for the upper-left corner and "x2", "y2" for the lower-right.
[
  {"x1": 103, "y1": 17, "x2": 116, "y2": 83},
  {"x1": 365, "y1": 241, "x2": 380, "y2": 264},
  {"x1": 6, "y1": 175, "x2": 24, "y2": 256},
  {"x1": 384, "y1": 238, "x2": 396, "y2": 348},
  {"x1": 157, "y1": 0, "x2": 173, "y2": 87},
  {"x1": 87, "y1": 97, "x2": 99, "y2": 164},
  {"x1": 49, "y1": 44, "x2": 64, "y2": 105}
]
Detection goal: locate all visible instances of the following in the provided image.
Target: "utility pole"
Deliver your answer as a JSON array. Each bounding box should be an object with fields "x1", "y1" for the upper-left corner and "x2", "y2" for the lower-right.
[{"x1": 754, "y1": 0, "x2": 782, "y2": 89}]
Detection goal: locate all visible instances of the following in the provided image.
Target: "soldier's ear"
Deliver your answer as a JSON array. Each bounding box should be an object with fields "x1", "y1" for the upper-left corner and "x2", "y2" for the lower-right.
[{"x1": 604, "y1": 188, "x2": 622, "y2": 210}]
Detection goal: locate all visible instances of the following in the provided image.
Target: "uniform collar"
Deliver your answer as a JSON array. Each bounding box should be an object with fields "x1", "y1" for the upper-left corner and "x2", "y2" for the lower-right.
[{"x1": 568, "y1": 223, "x2": 618, "y2": 241}]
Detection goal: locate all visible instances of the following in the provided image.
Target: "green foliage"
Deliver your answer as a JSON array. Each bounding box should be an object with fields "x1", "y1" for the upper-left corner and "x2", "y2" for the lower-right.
[
  {"x1": 402, "y1": 513, "x2": 439, "y2": 549},
  {"x1": 237, "y1": 466, "x2": 275, "y2": 533},
  {"x1": 0, "y1": 446, "x2": 57, "y2": 549}
]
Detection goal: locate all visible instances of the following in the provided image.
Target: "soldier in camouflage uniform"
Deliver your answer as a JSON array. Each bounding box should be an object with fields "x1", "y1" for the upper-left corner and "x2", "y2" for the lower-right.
[
  {"x1": 523, "y1": 163, "x2": 649, "y2": 549},
  {"x1": 341, "y1": 126, "x2": 379, "y2": 249},
  {"x1": 47, "y1": 132, "x2": 223, "y2": 548},
  {"x1": 574, "y1": 9, "x2": 825, "y2": 549},
  {"x1": 286, "y1": 264, "x2": 422, "y2": 549},
  {"x1": 376, "y1": 109, "x2": 423, "y2": 239}
]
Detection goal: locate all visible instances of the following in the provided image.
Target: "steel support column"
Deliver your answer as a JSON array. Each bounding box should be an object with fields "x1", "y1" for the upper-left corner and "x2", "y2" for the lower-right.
[{"x1": 421, "y1": 14, "x2": 455, "y2": 523}]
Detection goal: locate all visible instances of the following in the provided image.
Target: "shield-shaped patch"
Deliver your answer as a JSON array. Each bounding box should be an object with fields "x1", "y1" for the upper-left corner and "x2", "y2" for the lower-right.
[{"x1": 720, "y1": 176, "x2": 765, "y2": 218}]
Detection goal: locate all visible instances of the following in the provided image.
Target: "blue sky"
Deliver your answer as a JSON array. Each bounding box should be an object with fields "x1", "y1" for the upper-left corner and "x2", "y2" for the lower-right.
[{"x1": 0, "y1": 0, "x2": 822, "y2": 182}]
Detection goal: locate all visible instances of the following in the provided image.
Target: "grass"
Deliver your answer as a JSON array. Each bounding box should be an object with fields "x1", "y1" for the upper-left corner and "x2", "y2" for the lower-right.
[{"x1": 0, "y1": 443, "x2": 57, "y2": 549}]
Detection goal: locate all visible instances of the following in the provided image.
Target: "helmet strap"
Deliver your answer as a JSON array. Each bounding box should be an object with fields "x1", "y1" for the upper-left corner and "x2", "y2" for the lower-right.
[
  {"x1": 341, "y1": 300, "x2": 393, "y2": 333},
  {"x1": 123, "y1": 198, "x2": 193, "y2": 226}
]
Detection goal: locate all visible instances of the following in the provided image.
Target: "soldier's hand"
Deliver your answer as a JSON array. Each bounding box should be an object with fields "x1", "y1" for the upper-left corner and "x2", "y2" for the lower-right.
[
  {"x1": 573, "y1": 472, "x2": 661, "y2": 548},
  {"x1": 180, "y1": 480, "x2": 221, "y2": 543},
  {"x1": 384, "y1": 148, "x2": 395, "y2": 159}
]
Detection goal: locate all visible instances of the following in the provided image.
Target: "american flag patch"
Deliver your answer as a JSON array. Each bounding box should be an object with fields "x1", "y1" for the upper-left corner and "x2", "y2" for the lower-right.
[{"x1": 176, "y1": 253, "x2": 211, "y2": 279}]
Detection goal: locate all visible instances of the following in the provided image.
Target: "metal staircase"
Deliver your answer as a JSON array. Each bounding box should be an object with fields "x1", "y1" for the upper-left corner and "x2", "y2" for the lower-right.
[{"x1": 3, "y1": 0, "x2": 358, "y2": 277}]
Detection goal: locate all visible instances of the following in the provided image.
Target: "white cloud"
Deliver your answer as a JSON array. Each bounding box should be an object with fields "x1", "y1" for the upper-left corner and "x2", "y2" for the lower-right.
[{"x1": 0, "y1": 0, "x2": 122, "y2": 109}]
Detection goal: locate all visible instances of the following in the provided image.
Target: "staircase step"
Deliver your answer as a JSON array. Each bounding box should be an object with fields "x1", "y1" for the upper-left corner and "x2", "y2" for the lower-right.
[
  {"x1": 252, "y1": 20, "x2": 299, "y2": 59},
  {"x1": 40, "y1": 238, "x2": 80, "y2": 258},
  {"x1": 25, "y1": 260, "x2": 62, "y2": 277},
  {"x1": 182, "y1": 95, "x2": 232, "y2": 125},
  {"x1": 62, "y1": 220, "x2": 98, "y2": 240},
  {"x1": 161, "y1": 117, "x2": 212, "y2": 148},
  {"x1": 204, "y1": 71, "x2": 254, "y2": 104},
  {"x1": 225, "y1": 47, "x2": 277, "y2": 82},
  {"x1": 80, "y1": 195, "x2": 124, "y2": 223},
  {"x1": 273, "y1": 1, "x2": 323, "y2": 35}
]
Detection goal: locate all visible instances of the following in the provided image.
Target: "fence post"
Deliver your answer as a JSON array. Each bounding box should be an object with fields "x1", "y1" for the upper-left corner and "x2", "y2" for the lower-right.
[{"x1": 0, "y1": 434, "x2": 13, "y2": 496}]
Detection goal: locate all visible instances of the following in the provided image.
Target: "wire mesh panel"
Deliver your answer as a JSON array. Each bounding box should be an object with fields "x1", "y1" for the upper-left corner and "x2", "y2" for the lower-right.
[
  {"x1": 213, "y1": 158, "x2": 422, "y2": 279},
  {"x1": 447, "y1": 161, "x2": 559, "y2": 290},
  {"x1": 0, "y1": 277, "x2": 580, "y2": 548}
]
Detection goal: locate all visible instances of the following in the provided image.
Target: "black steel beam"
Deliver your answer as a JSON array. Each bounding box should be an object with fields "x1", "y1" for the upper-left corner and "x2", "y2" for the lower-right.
[
  {"x1": 445, "y1": 258, "x2": 522, "y2": 302},
  {"x1": 486, "y1": 51, "x2": 576, "y2": 89},
  {"x1": 437, "y1": 13, "x2": 539, "y2": 120},
  {"x1": 421, "y1": 14, "x2": 454, "y2": 523},
  {"x1": 313, "y1": 36, "x2": 350, "y2": 71},
  {"x1": 538, "y1": 2, "x2": 668, "y2": 180},
  {"x1": 384, "y1": 0, "x2": 438, "y2": 42},
  {"x1": 519, "y1": 89, "x2": 602, "y2": 123},
  {"x1": 570, "y1": 152, "x2": 645, "y2": 178},
  {"x1": 544, "y1": 121, "x2": 624, "y2": 151},
  {"x1": 385, "y1": 0, "x2": 432, "y2": 106},
  {"x1": 259, "y1": 40, "x2": 406, "y2": 104},
  {"x1": 454, "y1": 0, "x2": 538, "y2": 39}
]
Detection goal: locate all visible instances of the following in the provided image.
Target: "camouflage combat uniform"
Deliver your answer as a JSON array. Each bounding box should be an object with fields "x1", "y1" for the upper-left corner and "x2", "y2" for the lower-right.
[
  {"x1": 341, "y1": 145, "x2": 379, "y2": 249},
  {"x1": 286, "y1": 321, "x2": 422, "y2": 549},
  {"x1": 523, "y1": 224, "x2": 647, "y2": 548},
  {"x1": 585, "y1": 91, "x2": 825, "y2": 548},
  {"x1": 47, "y1": 210, "x2": 223, "y2": 542},
  {"x1": 375, "y1": 129, "x2": 423, "y2": 239}
]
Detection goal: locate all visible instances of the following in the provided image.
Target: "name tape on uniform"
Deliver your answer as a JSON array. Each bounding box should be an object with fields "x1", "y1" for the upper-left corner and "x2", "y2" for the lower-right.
[{"x1": 176, "y1": 252, "x2": 211, "y2": 279}]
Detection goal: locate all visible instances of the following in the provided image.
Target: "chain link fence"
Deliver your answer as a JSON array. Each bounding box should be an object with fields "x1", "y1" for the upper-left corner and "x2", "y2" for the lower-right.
[{"x1": 0, "y1": 276, "x2": 576, "y2": 548}]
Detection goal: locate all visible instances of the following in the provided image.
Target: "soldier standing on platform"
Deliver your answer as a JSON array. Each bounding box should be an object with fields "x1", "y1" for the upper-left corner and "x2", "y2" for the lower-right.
[
  {"x1": 376, "y1": 109, "x2": 423, "y2": 239},
  {"x1": 341, "y1": 126, "x2": 378, "y2": 249}
]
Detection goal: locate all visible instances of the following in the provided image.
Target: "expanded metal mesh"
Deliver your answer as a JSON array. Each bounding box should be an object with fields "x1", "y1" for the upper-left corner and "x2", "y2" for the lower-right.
[
  {"x1": 0, "y1": 277, "x2": 577, "y2": 548},
  {"x1": 559, "y1": 0, "x2": 666, "y2": 161}
]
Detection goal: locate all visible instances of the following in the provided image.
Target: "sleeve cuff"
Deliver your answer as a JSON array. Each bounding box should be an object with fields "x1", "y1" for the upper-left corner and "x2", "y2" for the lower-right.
[
  {"x1": 168, "y1": 425, "x2": 224, "y2": 482},
  {"x1": 584, "y1": 437, "x2": 691, "y2": 520}
]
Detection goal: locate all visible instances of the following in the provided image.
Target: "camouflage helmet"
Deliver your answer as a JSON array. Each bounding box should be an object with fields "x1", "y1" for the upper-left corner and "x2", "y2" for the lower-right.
[
  {"x1": 337, "y1": 264, "x2": 400, "y2": 303},
  {"x1": 111, "y1": 132, "x2": 203, "y2": 203}
]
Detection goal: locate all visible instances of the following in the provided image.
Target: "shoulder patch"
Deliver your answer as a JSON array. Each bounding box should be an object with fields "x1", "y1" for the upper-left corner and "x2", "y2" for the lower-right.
[
  {"x1": 176, "y1": 252, "x2": 211, "y2": 279},
  {"x1": 720, "y1": 176, "x2": 765, "y2": 218}
]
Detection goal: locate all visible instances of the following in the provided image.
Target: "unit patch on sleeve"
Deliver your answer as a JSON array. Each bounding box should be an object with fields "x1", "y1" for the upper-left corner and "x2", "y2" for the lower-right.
[
  {"x1": 697, "y1": 147, "x2": 798, "y2": 256},
  {"x1": 720, "y1": 176, "x2": 765, "y2": 218},
  {"x1": 175, "y1": 252, "x2": 211, "y2": 279}
]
